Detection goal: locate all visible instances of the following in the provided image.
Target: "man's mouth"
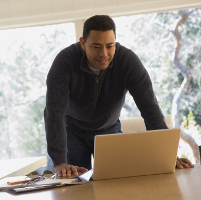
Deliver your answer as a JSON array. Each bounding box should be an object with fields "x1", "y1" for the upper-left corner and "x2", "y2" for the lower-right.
[{"x1": 96, "y1": 59, "x2": 109, "y2": 65}]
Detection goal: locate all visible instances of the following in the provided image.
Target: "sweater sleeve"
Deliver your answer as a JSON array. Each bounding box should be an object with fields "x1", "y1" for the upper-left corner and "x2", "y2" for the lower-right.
[
  {"x1": 44, "y1": 50, "x2": 71, "y2": 166},
  {"x1": 125, "y1": 51, "x2": 168, "y2": 130}
]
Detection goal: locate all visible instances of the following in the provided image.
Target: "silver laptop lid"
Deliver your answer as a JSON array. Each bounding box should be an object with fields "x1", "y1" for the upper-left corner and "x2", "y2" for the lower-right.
[{"x1": 93, "y1": 128, "x2": 181, "y2": 180}]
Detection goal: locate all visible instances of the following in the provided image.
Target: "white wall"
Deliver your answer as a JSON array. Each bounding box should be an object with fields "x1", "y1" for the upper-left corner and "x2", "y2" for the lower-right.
[{"x1": 0, "y1": 0, "x2": 201, "y2": 30}]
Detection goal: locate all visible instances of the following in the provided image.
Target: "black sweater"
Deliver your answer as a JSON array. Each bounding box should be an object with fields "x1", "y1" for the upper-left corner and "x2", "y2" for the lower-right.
[{"x1": 44, "y1": 42, "x2": 168, "y2": 166}]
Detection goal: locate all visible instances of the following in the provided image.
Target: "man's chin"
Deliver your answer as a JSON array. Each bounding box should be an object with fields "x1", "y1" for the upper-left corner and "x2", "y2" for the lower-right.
[
  {"x1": 97, "y1": 64, "x2": 110, "y2": 70},
  {"x1": 95, "y1": 61, "x2": 110, "y2": 70}
]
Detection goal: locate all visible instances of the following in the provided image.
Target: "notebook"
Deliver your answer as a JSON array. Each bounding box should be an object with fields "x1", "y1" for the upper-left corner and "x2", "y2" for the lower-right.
[{"x1": 93, "y1": 128, "x2": 181, "y2": 180}]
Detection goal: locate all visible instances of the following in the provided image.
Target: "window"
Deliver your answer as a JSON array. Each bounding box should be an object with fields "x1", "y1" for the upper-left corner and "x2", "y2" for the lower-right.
[
  {"x1": 1, "y1": 8, "x2": 201, "y2": 165},
  {"x1": 0, "y1": 23, "x2": 76, "y2": 159},
  {"x1": 114, "y1": 8, "x2": 201, "y2": 163}
]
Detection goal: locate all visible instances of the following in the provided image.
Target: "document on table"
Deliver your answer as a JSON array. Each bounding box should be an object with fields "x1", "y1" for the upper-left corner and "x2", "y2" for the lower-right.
[{"x1": 0, "y1": 169, "x2": 93, "y2": 193}]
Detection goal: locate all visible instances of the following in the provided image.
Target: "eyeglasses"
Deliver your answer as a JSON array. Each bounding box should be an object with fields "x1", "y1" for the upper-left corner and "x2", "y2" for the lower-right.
[
  {"x1": 24, "y1": 170, "x2": 54, "y2": 184},
  {"x1": 7, "y1": 170, "x2": 55, "y2": 185},
  {"x1": 26, "y1": 170, "x2": 54, "y2": 179}
]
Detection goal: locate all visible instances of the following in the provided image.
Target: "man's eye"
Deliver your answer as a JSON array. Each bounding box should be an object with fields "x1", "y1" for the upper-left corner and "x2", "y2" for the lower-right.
[
  {"x1": 93, "y1": 46, "x2": 99, "y2": 49},
  {"x1": 107, "y1": 46, "x2": 113, "y2": 49}
]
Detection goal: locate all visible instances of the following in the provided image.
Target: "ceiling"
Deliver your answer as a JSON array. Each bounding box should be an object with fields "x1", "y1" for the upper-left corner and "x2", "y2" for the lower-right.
[{"x1": 0, "y1": 0, "x2": 201, "y2": 30}]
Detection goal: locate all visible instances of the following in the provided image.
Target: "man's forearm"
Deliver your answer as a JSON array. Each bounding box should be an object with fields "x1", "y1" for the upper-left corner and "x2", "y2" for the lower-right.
[{"x1": 44, "y1": 107, "x2": 68, "y2": 166}]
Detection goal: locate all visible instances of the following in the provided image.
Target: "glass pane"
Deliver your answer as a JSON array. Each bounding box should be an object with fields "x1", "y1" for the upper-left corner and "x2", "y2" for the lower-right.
[
  {"x1": 0, "y1": 23, "x2": 76, "y2": 159},
  {"x1": 113, "y1": 8, "x2": 201, "y2": 164}
]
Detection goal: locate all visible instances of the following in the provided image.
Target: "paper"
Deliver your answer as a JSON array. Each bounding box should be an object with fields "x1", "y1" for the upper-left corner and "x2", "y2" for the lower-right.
[{"x1": 0, "y1": 169, "x2": 93, "y2": 193}]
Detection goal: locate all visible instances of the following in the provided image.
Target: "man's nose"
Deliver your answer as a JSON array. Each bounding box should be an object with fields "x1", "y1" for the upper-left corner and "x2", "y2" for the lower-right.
[{"x1": 99, "y1": 47, "x2": 108, "y2": 57}]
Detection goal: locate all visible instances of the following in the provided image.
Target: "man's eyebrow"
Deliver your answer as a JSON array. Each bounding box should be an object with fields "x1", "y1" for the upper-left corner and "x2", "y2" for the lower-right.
[
  {"x1": 106, "y1": 43, "x2": 115, "y2": 45},
  {"x1": 92, "y1": 43, "x2": 101, "y2": 46},
  {"x1": 91, "y1": 42, "x2": 115, "y2": 45}
]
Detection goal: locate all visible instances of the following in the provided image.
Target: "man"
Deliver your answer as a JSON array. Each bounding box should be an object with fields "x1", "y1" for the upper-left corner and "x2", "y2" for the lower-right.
[{"x1": 44, "y1": 15, "x2": 193, "y2": 177}]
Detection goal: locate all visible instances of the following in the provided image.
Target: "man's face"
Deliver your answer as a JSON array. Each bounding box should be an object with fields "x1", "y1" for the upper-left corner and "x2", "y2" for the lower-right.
[{"x1": 80, "y1": 30, "x2": 116, "y2": 70}]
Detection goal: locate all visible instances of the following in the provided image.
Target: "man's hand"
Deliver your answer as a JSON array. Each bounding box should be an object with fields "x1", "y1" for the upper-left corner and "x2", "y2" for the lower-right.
[
  {"x1": 176, "y1": 156, "x2": 194, "y2": 169},
  {"x1": 55, "y1": 163, "x2": 88, "y2": 177}
]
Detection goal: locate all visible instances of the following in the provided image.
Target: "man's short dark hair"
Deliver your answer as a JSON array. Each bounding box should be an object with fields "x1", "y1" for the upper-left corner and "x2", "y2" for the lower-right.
[{"x1": 83, "y1": 15, "x2": 116, "y2": 41}]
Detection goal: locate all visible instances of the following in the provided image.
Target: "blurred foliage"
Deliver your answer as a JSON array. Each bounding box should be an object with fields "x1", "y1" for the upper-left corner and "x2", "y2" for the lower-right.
[
  {"x1": 115, "y1": 9, "x2": 201, "y2": 163},
  {"x1": 16, "y1": 97, "x2": 46, "y2": 157},
  {"x1": 0, "y1": 23, "x2": 76, "y2": 159},
  {"x1": 116, "y1": 8, "x2": 201, "y2": 125},
  {"x1": 183, "y1": 111, "x2": 196, "y2": 128},
  {"x1": 181, "y1": 111, "x2": 201, "y2": 131}
]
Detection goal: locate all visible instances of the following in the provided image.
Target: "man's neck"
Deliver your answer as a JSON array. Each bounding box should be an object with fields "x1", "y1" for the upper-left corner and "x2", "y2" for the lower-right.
[{"x1": 88, "y1": 64, "x2": 101, "y2": 76}]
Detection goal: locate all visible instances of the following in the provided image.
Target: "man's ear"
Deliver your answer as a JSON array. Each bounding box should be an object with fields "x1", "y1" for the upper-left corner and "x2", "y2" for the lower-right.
[{"x1": 80, "y1": 37, "x2": 86, "y2": 51}]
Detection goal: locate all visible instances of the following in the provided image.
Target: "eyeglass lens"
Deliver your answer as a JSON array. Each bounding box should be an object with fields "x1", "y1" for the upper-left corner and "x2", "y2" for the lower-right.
[{"x1": 26, "y1": 170, "x2": 54, "y2": 178}]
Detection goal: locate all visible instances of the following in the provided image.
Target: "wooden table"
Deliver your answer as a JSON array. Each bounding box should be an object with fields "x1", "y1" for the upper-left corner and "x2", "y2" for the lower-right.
[
  {"x1": 0, "y1": 156, "x2": 47, "y2": 180},
  {"x1": 0, "y1": 164, "x2": 200, "y2": 200}
]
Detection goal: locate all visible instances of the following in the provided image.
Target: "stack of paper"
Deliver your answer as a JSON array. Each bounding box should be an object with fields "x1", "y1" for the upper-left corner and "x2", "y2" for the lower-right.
[{"x1": 0, "y1": 169, "x2": 93, "y2": 193}]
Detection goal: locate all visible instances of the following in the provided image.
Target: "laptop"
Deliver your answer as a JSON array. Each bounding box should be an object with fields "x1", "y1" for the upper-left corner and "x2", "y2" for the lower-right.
[{"x1": 93, "y1": 128, "x2": 181, "y2": 180}]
